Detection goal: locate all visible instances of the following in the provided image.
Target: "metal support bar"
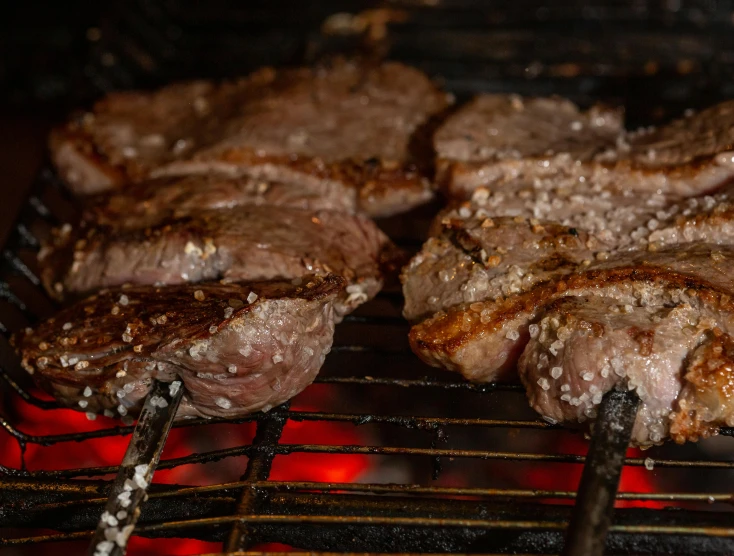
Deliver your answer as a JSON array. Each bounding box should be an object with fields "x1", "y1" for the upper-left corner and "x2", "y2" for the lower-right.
[
  {"x1": 562, "y1": 389, "x2": 640, "y2": 556},
  {"x1": 87, "y1": 379, "x2": 182, "y2": 556},
  {"x1": 226, "y1": 404, "x2": 289, "y2": 551}
]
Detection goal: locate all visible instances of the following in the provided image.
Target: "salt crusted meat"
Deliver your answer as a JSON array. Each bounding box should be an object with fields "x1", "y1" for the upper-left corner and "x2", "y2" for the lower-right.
[
  {"x1": 41, "y1": 206, "x2": 400, "y2": 318},
  {"x1": 14, "y1": 275, "x2": 343, "y2": 419},
  {"x1": 50, "y1": 59, "x2": 451, "y2": 217},
  {"x1": 434, "y1": 95, "x2": 734, "y2": 200},
  {"x1": 409, "y1": 244, "x2": 734, "y2": 444},
  {"x1": 518, "y1": 296, "x2": 721, "y2": 445},
  {"x1": 402, "y1": 180, "x2": 734, "y2": 323},
  {"x1": 409, "y1": 244, "x2": 734, "y2": 381}
]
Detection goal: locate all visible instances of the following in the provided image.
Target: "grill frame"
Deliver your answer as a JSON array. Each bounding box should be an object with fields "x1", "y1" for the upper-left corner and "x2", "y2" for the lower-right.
[{"x1": 3, "y1": 2, "x2": 734, "y2": 554}]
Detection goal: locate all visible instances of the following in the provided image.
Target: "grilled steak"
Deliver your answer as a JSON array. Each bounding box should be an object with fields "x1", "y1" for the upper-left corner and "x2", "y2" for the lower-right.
[
  {"x1": 50, "y1": 59, "x2": 450, "y2": 217},
  {"x1": 518, "y1": 296, "x2": 711, "y2": 445},
  {"x1": 14, "y1": 275, "x2": 343, "y2": 419},
  {"x1": 409, "y1": 244, "x2": 734, "y2": 384},
  {"x1": 402, "y1": 180, "x2": 734, "y2": 322},
  {"x1": 83, "y1": 173, "x2": 357, "y2": 231},
  {"x1": 435, "y1": 95, "x2": 734, "y2": 200},
  {"x1": 670, "y1": 333, "x2": 734, "y2": 443},
  {"x1": 41, "y1": 206, "x2": 399, "y2": 318}
]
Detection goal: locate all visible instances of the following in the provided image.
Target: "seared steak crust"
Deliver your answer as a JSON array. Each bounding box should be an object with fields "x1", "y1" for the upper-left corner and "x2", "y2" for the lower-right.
[
  {"x1": 435, "y1": 95, "x2": 734, "y2": 200},
  {"x1": 51, "y1": 60, "x2": 450, "y2": 217},
  {"x1": 14, "y1": 275, "x2": 343, "y2": 419},
  {"x1": 409, "y1": 244, "x2": 734, "y2": 382},
  {"x1": 41, "y1": 206, "x2": 399, "y2": 318},
  {"x1": 84, "y1": 173, "x2": 358, "y2": 231}
]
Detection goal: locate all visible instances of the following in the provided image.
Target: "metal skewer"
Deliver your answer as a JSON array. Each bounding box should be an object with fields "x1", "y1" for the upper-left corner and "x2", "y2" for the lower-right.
[
  {"x1": 562, "y1": 388, "x2": 640, "y2": 556},
  {"x1": 87, "y1": 379, "x2": 183, "y2": 556}
]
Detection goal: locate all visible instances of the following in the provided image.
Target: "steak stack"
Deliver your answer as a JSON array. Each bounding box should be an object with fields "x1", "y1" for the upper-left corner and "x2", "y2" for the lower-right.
[
  {"x1": 17, "y1": 60, "x2": 447, "y2": 419},
  {"x1": 403, "y1": 96, "x2": 734, "y2": 445}
]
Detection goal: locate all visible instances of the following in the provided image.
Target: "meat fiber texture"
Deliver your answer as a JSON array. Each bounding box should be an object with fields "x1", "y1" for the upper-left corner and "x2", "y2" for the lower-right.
[
  {"x1": 41, "y1": 206, "x2": 400, "y2": 319},
  {"x1": 435, "y1": 95, "x2": 734, "y2": 200},
  {"x1": 14, "y1": 275, "x2": 343, "y2": 419},
  {"x1": 83, "y1": 173, "x2": 359, "y2": 231},
  {"x1": 50, "y1": 59, "x2": 451, "y2": 218},
  {"x1": 404, "y1": 97, "x2": 734, "y2": 445}
]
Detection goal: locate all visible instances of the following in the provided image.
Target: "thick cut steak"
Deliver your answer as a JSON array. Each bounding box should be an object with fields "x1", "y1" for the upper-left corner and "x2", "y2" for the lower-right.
[
  {"x1": 14, "y1": 275, "x2": 343, "y2": 419},
  {"x1": 518, "y1": 296, "x2": 711, "y2": 445},
  {"x1": 41, "y1": 206, "x2": 400, "y2": 318},
  {"x1": 402, "y1": 181, "x2": 734, "y2": 323},
  {"x1": 51, "y1": 60, "x2": 450, "y2": 217},
  {"x1": 435, "y1": 95, "x2": 734, "y2": 200},
  {"x1": 84, "y1": 173, "x2": 358, "y2": 231},
  {"x1": 409, "y1": 244, "x2": 734, "y2": 381}
]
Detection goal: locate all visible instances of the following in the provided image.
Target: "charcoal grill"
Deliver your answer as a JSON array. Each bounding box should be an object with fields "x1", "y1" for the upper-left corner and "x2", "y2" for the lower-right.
[{"x1": 2, "y1": 1, "x2": 734, "y2": 555}]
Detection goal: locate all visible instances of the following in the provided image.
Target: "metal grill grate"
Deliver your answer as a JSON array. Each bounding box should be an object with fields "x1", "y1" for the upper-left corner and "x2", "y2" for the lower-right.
[
  {"x1": 2, "y1": 2, "x2": 734, "y2": 554},
  {"x1": 0, "y1": 167, "x2": 733, "y2": 556}
]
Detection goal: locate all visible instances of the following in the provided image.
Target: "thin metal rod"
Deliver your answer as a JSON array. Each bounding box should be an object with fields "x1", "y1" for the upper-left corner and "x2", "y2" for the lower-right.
[
  {"x1": 87, "y1": 379, "x2": 182, "y2": 556},
  {"x1": 562, "y1": 389, "x2": 640, "y2": 556},
  {"x1": 226, "y1": 405, "x2": 288, "y2": 551}
]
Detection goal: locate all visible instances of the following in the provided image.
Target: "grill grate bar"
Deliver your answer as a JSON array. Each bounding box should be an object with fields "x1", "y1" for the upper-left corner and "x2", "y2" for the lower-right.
[
  {"x1": 6, "y1": 513, "x2": 734, "y2": 548},
  {"x1": 6, "y1": 441, "x2": 734, "y2": 480},
  {"x1": 87, "y1": 379, "x2": 182, "y2": 556},
  {"x1": 226, "y1": 404, "x2": 288, "y2": 550},
  {"x1": 7, "y1": 478, "x2": 734, "y2": 510}
]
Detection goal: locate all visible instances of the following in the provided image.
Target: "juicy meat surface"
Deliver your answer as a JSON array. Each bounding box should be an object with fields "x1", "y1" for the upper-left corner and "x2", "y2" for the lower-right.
[
  {"x1": 518, "y1": 296, "x2": 711, "y2": 445},
  {"x1": 669, "y1": 333, "x2": 734, "y2": 443},
  {"x1": 84, "y1": 173, "x2": 358, "y2": 231},
  {"x1": 50, "y1": 59, "x2": 450, "y2": 217},
  {"x1": 14, "y1": 275, "x2": 343, "y2": 419},
  {"x1": 435, "y1": 95, "x2": 734, "y2": 200},
  {"x1": 402, "y1": 180, "x2": 734, "y2": 323},
  {"x1": 409, "y1": 244, "x2": 734, "y2": 382},
  {"x1": 41, "y1": 206, "x2": 400, "y2": 318}
]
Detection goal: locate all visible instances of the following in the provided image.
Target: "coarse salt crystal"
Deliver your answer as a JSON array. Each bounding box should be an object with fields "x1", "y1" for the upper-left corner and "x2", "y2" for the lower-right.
[
  {"x1": 561, "y1": 384, "x2": 570, "y2": 392},
  {"x1": 550, "y1": 367, "x2": 563, "y2": 379},
  {"x1": 505, "y1": 329, "x2": 520, "y2": 341},
  {"x1": 78, "y1": 400, "x2": 88, "y2": 408},
  {"x1": 209, "y1": 325, "x2": 218, "y2": 334},
  {"x1": 528, "y1": 324, "x2": 539, "y2": 339},
  {"x1": 247, "y1": 292, "x2": 258, "y2": 304},
  {"x1": 644, "y1": 457, "x2": 655, "y2": 470},
  {"x1": 537, "y1": 377, "x2": 550, "y2": 391},
  {"x1": 215, "y1": 397, "x2": 232, "y2": 409},
  {"x1": 118, "y1": 405, "x2": 127, "y2": 416},
  {"x1": 116, "y1": 510, "x2": 128, "y2": 520},
  {"x1": 84, "y1": 386, "x2": 92, "y2": 397},
  {"x1": 224, "y1": 307, "x2": 234, "y2": 318},
  {"x1": 272, "y1": 353, "x2": 284, "y2": 364},
  {"x1": 63, "y1": 322, "x2": 72, "y2": 330},
  {"x1": 133, "y1": 474, "x2": 148, "y2": 489},
  {"x1": 169, "y1": 381, "x2": 181, "y2": 397},
  {"x1": 227, "y1": 364, "x2": 237, "y2": 373},
  {"x1": 86, "y1": 412, "x2": 97, "y2": 421},
  {"x1": 118, "y1": 295, "x2": 129, "y2": 306},
  {"x1": 582, "y1": 372, "x2": 594, "y2": 381}
]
